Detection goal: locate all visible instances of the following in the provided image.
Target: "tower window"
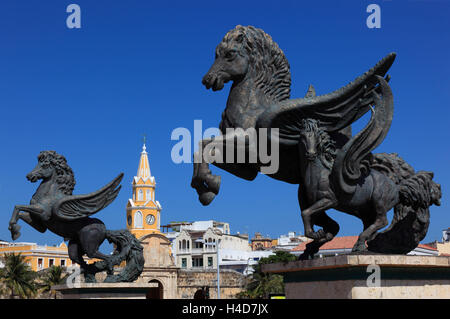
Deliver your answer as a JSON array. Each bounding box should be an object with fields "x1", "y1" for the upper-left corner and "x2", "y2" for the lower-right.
[
  {"x1": 146, "y1": 189, "x2": 151, "y2": 201},
  {"x1": 134, "y1": 211, "x2": 143, "y2": 228},
  {"x1": 138, "y1": 189, "x2": 143, "y2": 201}
]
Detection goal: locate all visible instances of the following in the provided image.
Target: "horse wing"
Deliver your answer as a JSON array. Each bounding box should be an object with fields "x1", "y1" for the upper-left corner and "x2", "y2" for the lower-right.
[
  {"x1": 52, "y1": 173, "x2": 123, "y2": 221},
  {"x1": 256, "y1": 53, "x2": 396, "y2": 145},
  {"x1": 330, "y1": 76, "x2": 394, "y2": 195}
]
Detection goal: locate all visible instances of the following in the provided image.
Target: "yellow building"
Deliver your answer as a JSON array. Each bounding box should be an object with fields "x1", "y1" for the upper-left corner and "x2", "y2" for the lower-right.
[
  {"x1": 0, "y1": 241, "x2": 74, "y2": 271},
  {"x1": 126, "y1": 143, "x2": 162, "y2": 239}
]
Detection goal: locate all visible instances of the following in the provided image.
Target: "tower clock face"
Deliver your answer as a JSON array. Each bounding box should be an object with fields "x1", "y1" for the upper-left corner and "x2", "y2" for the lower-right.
[
  {"x1": 146, "y1": 214, "x2": 155, "y2": 225},
  {"x1": 127, "y1": 215, "x2": 132, "y2": 226}
]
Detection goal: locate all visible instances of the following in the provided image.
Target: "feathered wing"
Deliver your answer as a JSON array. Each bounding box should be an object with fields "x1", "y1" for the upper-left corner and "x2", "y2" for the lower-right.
[
  {"x1": 256, "y1": 53, "x2": 396, "y2": 146},
  {"x1": 53, "y1": 173, "x2": 124, "y2": 221},
  {"x1": 330, "y1": 75, "x2": 394, "y2": 195}
]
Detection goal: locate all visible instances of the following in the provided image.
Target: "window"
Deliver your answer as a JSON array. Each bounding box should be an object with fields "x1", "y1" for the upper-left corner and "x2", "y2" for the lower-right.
[
  {"x1": 37, "y1": 258, "x2": 43, "y2": 270},
  {"x1": 61, "y1": 259, "x2": 66, "y2": 267},
  {"x1": 138, "y1": 189, "x2": 143, "y2": 201},
  {"x1": 181, "y1": 258, "x2": 187, "y2": 268},
  {"x1": 49, "y1": 259, "x2": 54, "y2": 267},
  {"x1": 134, "y1": 211, "x2": 143, "y2": 228},
  {"x1": 192, "y1": 257, "x2": 203, "y2": 268},
  {"x1": 208, "y1": 257, "x2": 213, "y2": 268},
  {"x1": 146, "y1": 189, "x2": 151, "y2": 201}
]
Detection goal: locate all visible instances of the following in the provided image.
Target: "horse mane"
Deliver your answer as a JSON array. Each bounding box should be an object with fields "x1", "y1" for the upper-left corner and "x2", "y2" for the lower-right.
[
  {"x1": 222, "y1": 25, "x2": 291, "y2": 102},
  {"x1": 300, "y1": 119, "x2": 337, "y2": 170},
  {"x1": 38, "y1": 150, "x2": 75, "y2": 195}
]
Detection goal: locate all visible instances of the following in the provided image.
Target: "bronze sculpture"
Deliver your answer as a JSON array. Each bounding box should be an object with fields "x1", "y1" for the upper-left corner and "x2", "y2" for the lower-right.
[
  {"x1": 191, "y1": 25, "x2": 441, "y2": 258},
  {"x1": 9, "y1": 151, "x2": 144, "y2": 282}
]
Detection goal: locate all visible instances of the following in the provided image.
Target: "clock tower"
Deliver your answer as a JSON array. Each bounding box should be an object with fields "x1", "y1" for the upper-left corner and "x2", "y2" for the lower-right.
[{"x1": 126, "y1": 142, "x2": 162, "y2": 238}]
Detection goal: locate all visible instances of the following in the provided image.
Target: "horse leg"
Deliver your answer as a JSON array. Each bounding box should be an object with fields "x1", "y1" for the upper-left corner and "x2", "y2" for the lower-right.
[
  {"x1": 301, "y1": 198, "x2": 337, "y2": 240},
  {"x1": 191, "y1": 133, "x2": 259, "y2": 205},
  {"x1": 353, "y1": 178, "x2": 396, "y2": 252},
  {"x1": 67, "y1": 240, "x2": 96, "y2": 282},
  {"x1": 299, "y1": 212, "x2": 340, "y2": 260},
  {"x1": 8, "y1": 205, "x2": 45, "y2": 240},
  {"x1": 191, "y1": 139, "x2": 221, "y2": 206},
  {"x1": 353, "y1": 215, "x2": 388, "y2": 252},
  {"x1": 78, "y1": 224, "x2": 114, "y2": 275},
  {"x1": 15, "y1": 211, "x2": 47, "y2": 233}
]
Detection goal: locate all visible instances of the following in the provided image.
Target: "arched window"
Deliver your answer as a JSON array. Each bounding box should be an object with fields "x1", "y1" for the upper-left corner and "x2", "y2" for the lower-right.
[
  {"x1": 146, "y1": 189, "x2": 151, "y2": 201},
  {"x1": 138, "y1": 189, "x2": 143, "y2": 201},
  {"x1": 134, "y1": 211, "x2": 143, "y2": 228}
]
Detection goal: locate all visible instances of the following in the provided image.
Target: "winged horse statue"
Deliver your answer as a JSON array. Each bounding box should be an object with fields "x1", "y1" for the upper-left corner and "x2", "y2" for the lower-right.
[
  {"x1": 191, "y1": 25, "x2": 441, "y2": 258},
  {"x1": 9, "y1": 151, "x2": 144, "y2": 282}
]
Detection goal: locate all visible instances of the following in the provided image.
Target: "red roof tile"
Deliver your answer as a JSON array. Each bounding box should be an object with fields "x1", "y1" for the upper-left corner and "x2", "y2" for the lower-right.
[
  {"x1": 292, "y1": 236, "x2": 438, "y2": 252},
  {"x1": 417, "y1": 244, "x2": 437, "y2": 251},
  {"x1": 292, "y1": 236, "x2": 358, "y2": 251}
]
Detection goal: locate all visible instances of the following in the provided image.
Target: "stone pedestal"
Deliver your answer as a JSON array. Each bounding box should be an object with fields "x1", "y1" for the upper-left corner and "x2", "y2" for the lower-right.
[
  {"x1": 52, "y1": 282, "x2": 159, "y2": 299},
  {"x1": 262, "y1": 255, "x2": 450, "y2": 299}
]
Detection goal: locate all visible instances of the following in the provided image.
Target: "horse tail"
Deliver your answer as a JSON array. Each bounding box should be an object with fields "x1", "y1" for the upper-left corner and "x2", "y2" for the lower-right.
[
  {"x1": 330, "y1": 75, "x2": 394, "y2": 196},
  {"x1": 96, "y1": 229, "x2": 145, "y2": 282},
  {"x1": 367, "y1": 170, "x2": 442, "y2": 253}
]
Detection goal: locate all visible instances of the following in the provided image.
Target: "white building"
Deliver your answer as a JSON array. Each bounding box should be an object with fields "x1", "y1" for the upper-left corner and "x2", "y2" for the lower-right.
[
  {"x1": 442, "y1": 228, "x2": 450, "y2": 242},
  {"x1": 162, "y1": 220, "x2": 273, "y2": 275},
  {"x1": 274, "y1": 231, "x2": 308, "y2": 251}
]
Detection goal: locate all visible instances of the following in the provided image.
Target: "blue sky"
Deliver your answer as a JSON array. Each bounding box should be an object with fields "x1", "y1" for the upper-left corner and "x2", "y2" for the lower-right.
[{"x1": 0, "y1": 0, "x2": 449, "y2": 249}]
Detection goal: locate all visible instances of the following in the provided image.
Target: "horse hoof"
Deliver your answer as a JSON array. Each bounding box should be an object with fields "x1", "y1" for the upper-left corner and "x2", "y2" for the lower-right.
[
  {"x1": 199, "y1": 192, "x2": 216, "y2": 206},
  {"x1": 11, "y1": 231, "x2": 21, "y2": 241},
  {"x1": 10, "y1": 224, "x2": 21, "y2": 241},
  {"x1": 206, "y1": 175, "x2": 221, "y2": 195},
  {"x1": 298, "y1": 253, "x2": 313, "y2": 261}
]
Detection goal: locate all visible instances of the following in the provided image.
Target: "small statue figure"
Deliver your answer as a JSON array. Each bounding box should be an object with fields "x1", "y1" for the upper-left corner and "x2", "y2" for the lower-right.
[
  {"x1": 9, "y1": 151, "x2": 144, "y2": 282},
  {"x1": 191, "y1": 25, "x2": 442, "y2": 257}
]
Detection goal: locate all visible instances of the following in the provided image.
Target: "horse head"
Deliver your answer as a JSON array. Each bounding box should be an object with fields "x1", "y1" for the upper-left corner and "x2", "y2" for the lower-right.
[
  {"x1": 27, "y1": 150, "x2": 75, "y2": 195},
  {"x1": 202, "y1": 25, "x2": 291, "y2": 102},
  {"x1": 299, "y1": 119, "x2": 336, "y2": 169}
]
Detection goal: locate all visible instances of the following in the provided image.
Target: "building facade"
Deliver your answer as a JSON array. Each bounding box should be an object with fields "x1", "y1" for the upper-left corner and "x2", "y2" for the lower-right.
[
  {"x1": 0, "y1": 241, "x2": 80, "y2": 271},
  {"x1": 167, "y1": 221, "x2": 272, "y2": 275},
  {"x1": 251, "y1": 232, "x2": 274, "y2": 251}
]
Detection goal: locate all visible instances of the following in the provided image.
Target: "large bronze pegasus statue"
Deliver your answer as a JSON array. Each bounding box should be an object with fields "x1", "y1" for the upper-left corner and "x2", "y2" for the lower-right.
[
  {"x1": 9, "y1": 151, "x2": 144, "y2": 282},
  {"x1": 191, "y1": 25, "x2": 441, "y2": 257}
]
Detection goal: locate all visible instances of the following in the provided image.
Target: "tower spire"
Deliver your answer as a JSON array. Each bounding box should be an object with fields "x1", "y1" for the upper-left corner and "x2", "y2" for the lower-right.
[
  {"x1": 137, "y1": 136, "x2": 151, "y2": 179},
  {"x1": 127, "y1": 138, "x2": 162, "y2": 238}
]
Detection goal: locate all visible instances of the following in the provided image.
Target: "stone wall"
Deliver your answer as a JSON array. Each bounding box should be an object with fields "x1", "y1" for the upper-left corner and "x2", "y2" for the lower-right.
[{"x1": 177, "y1": 269, "x2": 245, "y2": 299}]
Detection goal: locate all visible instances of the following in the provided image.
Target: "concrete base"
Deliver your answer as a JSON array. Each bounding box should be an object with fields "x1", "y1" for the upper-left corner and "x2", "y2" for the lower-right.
[
  {"x1": 52, "y1": 282, "x2": 159, "y2": 299},
  {"x1": 262, "y1": 255, "x2": 450, "y2": 299}
]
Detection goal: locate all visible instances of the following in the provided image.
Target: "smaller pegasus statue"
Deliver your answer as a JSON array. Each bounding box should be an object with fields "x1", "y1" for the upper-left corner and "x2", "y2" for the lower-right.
[
  {"x1": 8, "y1": 151, "x2": 144, "y2": 282},
  {"x1": 295, "y1": 78, "x2": 441, "y2": 258}
]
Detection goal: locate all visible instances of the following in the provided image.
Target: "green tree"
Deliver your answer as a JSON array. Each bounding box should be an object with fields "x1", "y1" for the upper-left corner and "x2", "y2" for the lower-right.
[
  {"x1": 39, "y1": 265, "x2": 67, "y2": 299},
  {"x1": 0, "y1": 253, "x2": 37, "y2": 299},
  {"x1": 238, "y1": 251, "x2": 296, "y2": 299}
]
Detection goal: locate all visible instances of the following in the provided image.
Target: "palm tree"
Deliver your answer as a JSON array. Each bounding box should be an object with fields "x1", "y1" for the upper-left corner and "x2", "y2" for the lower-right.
[
  {"x1": 0, "y1": 253, "x2": 37, "y2": 299},
  {"x1": 238, "y1": 251, "x2": 296, "y2": 299},
  {"x1": 39, "y1": 265, "x2": 67, "y2": 299}
]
